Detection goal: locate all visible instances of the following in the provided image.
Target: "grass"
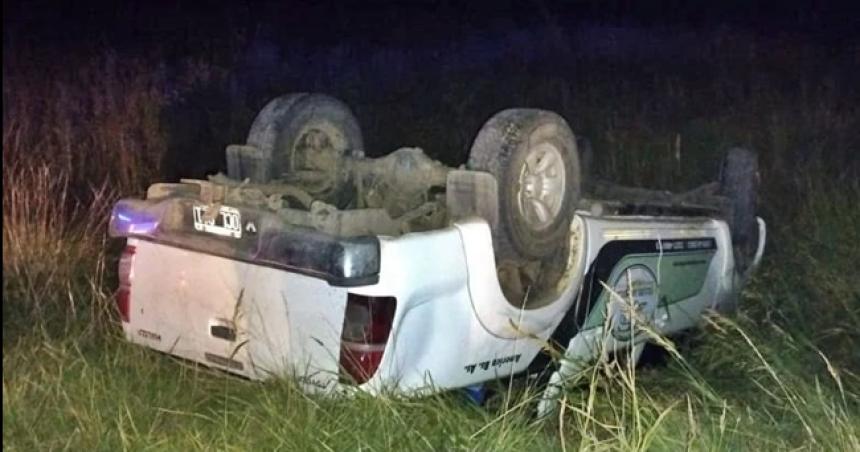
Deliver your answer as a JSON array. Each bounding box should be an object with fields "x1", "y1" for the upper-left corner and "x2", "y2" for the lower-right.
[
  {"x1": 3, "y1": 24, "x2": 859, "y2": 450},
  {"x1": 3, "y1": 275, "x2": 857, "y2": 450},
  {"x1": 2, "y1": 162, "x2": 117, "y2": 344}
]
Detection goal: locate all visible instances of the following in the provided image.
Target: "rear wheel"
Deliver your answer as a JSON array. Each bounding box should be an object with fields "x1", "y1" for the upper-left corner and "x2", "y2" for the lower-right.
[{"x1": 468, "y1": 109, "x2": 581, "y2": 304}]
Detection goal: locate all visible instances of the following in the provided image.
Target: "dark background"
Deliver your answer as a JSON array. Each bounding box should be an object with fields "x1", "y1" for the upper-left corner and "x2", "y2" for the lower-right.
[
  {"x1": 6, "y1": 1, "x2": 859, "y2": 53},
  {"x1": 4, "y1": 1, "x2": 859, "y2": 186}
]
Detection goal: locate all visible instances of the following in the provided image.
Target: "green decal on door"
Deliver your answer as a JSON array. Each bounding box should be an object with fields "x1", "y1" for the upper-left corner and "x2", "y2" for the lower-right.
[{"x1": 583, "y1": 249, "x2": 716, "y2": 331}]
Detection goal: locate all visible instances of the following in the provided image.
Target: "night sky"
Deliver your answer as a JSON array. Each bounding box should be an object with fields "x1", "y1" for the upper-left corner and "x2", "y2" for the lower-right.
[
  {"x1": 4, "y1": 0, "x2": 858, "y2": 180},
  {"x1": 5, "y1": 1, "x2": 859, "y2": 52}
]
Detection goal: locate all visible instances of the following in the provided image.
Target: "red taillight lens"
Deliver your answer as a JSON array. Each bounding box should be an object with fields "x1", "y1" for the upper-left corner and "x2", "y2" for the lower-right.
[
  {"x1": 339, "y1": 294, "x2": 396, "y2": 384},
  {"x1": 116, "y1": 288, "x2": 131, "y2": 323},
  {"x1": 116, "y1": 245, "x2": 135, "y2": 322}
]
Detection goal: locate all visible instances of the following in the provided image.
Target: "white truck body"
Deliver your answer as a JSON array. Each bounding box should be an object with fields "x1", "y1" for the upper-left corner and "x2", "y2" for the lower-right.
[{"x1": 117, "y1": 210, "x2": 765, "y2": 396}]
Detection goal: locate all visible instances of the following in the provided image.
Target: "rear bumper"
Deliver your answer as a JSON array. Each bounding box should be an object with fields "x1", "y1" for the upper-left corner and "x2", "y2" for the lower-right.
[{"x1": 109, "y1": 197, "x2": 380, "y2": 287}]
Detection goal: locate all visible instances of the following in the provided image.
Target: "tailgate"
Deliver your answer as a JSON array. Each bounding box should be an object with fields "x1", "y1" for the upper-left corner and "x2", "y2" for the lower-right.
[{"x1": 124, "y1": 238, "x2": 349, "y2": 390}]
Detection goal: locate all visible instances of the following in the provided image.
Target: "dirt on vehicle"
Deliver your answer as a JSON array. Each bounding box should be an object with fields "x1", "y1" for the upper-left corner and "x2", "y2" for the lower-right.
[{"x1": 159, "y1": 92, "x2": 757, "y2": 309}]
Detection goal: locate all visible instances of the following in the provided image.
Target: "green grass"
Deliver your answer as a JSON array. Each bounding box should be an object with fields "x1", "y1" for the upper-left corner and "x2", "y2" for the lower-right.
[
  {"x1": 3, "y1": 261, "x2": 857, "y2": 450},
  {"x1": 4, "y1": 27, "x2": 860, "y2": 451}
]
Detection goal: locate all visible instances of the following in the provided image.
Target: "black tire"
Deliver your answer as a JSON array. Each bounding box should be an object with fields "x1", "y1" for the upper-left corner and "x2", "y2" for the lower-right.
[
  {"x1": 719, "y1": 147, "x2": 759, "y2": 272},
  {"x1": 244, "y1": 93, "x2": 364, "y2": 180},
  {"x1": 467, "y1": 109, "x2": 581, "y2": 261}
]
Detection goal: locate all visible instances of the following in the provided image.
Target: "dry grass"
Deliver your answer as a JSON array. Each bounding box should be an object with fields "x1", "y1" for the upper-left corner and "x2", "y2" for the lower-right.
[
  {"x1": 3, "y1": 51, "x2": 168, "y2": 195},
  {"x1": 2, "y1": 162, "x2": 116, "y2": 339}
]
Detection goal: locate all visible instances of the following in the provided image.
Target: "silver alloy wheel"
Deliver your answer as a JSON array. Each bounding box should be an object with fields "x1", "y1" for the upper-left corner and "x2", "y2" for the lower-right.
[{"x1": 517, "y1": 142, "x2": 566, "y2": 230}]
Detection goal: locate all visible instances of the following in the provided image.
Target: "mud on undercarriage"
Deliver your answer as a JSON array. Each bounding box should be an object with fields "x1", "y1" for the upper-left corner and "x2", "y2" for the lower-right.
[{"x1": 152, "y1": 92, "x2": 758, "y2": 308}]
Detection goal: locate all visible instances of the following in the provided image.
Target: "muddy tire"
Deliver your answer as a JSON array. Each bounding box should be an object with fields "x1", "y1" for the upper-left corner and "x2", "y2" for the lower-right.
[
  {"x1": 467, "y1": 109, "x2": 581, "y2": 262},
  {"x1": 719, "y1": 147, "x2": 759, "y2": 272},
  {"x1": 244, "y1": 93, "x2": 364, "y2": 179}
]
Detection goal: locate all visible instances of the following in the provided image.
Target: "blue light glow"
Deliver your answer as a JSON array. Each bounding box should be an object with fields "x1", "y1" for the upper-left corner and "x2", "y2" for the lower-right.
[{"x1": 110, "y1": 202, "x2": 160, "y2": 236}]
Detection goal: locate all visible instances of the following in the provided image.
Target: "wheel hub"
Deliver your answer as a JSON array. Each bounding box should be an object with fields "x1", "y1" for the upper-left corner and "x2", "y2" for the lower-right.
[{"x1": 517, "y1": 142, "x2": 566, "y2": 230}]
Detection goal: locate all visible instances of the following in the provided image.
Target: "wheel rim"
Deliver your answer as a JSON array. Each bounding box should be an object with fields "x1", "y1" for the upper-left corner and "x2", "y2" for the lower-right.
[
  {"x1": 290, "y1": 122, "x2": 348, "y2": 171},
  {"x1": 517, "y1": 141, "x2": 566, "y2": 230}
]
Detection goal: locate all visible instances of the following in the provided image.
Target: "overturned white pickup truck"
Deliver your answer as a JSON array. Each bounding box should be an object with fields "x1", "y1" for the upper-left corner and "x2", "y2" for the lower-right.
[{"x1": 109, "y1": 93, "x2": 766, "y2": 414}]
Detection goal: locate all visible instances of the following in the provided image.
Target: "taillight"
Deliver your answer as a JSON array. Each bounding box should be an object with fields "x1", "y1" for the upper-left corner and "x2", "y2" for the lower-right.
[
  {"x1": 339, "y1": 294, "x2": 396, "y2": 384},
  {"x1": 116, "y1": 244, "x2": 136, "y2": 322}
]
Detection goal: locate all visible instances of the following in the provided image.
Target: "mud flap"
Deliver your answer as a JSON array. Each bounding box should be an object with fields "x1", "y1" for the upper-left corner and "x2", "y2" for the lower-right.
[
  {"x1": 226, "y1": 144, "x2": 269, "y2": 183},
  {"x1": 445, "y1": 170, "x2": 499, "y2": 227}
]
